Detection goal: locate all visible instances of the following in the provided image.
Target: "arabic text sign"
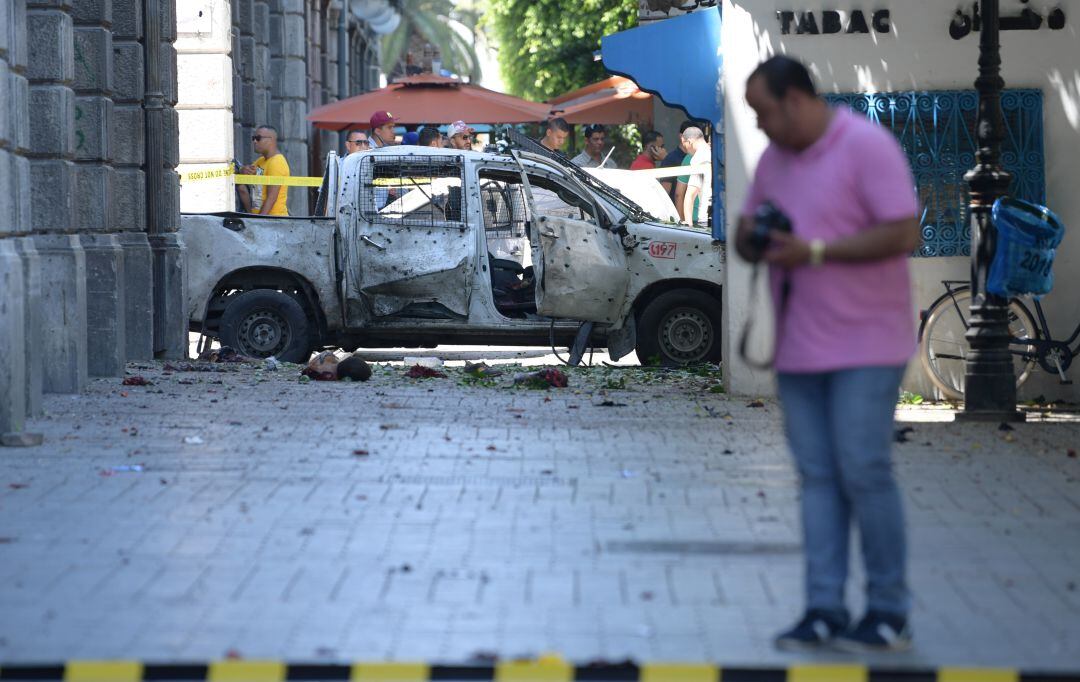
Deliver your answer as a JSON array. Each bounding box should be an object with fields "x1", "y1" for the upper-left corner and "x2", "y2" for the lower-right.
[{"x1": 950, "y1": 3, "x2": 1066, "y2": 40}]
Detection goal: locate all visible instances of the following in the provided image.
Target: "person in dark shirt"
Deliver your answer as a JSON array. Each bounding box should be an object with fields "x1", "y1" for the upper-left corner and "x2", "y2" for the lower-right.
[{"x1": 658, "y1": 119, "x2": 705, "y2": 198}]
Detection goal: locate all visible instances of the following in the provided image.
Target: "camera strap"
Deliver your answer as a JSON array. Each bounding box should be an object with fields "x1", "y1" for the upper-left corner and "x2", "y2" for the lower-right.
[{"x1": 738, "y1": 263, "x2": 791, "y2": 371}]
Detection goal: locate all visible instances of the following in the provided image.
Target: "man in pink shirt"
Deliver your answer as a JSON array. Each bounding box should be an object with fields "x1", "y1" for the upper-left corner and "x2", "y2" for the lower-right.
[{"x1": 736, "y1": 56, "x2": 921, "y2": 652}]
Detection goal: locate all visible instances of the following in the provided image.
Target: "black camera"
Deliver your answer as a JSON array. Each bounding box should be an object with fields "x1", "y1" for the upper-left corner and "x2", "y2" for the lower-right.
[{"x1": 748, "y1": 201, "x2": 793, "y2": 259}]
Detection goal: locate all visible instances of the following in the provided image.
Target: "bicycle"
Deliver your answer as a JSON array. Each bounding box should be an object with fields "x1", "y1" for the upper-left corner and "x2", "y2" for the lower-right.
[{"x1": 919, "y1": 280, "x2": 1079, "y2": 401}]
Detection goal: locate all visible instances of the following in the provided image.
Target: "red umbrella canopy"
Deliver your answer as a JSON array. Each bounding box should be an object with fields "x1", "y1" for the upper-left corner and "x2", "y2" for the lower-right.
[
  {"x1": 308, "y1": 74, "x2": 551, "y2": 130},
  {"x1": 548, "y1": 76, "x2": 653, "y2": 126}
]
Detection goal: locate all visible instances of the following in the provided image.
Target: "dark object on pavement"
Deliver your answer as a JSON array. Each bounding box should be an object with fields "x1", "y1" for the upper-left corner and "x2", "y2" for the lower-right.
[
  {"x1": 513, "y1": 368, "x2": 568, "y2": 388},
  {"x1": 198, "y1": 345, "x2": 256, "y2": 363},
  {"x1": 122, "y1": 376, "x2": 152, "y2": 386},
  {"x1": 465, "y1": 361, "x2": 503, "y2": 378},
  {"x1": 894, "y1": 426, "x2": 915, "y2": 443},
  {"x1": 597, "y1": 400, "x2": 627, "y2": 407},
  {"x1": 747, "y1": 400, "x2": 765, "y2": 408},
  {"x1": 338, "y1": 355, "x2": 373, "y2": 381},
  {"x1": 1, "y1": 433, "x2": 44, "y2": 447},
  {"x1": 302, "y1": 351, "x2": 340, "y2": 381},
  {"x1": 998, "y1": 422, "x2": 1015, "y2": 431},
  {"x1": 406, "y1": 364, "x2": 447, "y2": 378}
]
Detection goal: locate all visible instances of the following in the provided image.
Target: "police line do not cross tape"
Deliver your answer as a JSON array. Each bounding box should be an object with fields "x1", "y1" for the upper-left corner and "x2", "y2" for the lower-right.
[{"x1": 179, "y1": 164, "x2": 323, "y2": 187}]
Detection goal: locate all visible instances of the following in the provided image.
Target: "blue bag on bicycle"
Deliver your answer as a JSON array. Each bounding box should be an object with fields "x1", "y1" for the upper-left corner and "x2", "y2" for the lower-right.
[{"x1": 987, "y1": 197, "x2": 1064, "y2": 298}]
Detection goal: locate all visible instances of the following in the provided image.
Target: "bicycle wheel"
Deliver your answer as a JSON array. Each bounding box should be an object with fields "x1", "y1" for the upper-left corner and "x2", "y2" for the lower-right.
[{"x1": 919, "y1": 286, "x2": 1038, "y2": 401}]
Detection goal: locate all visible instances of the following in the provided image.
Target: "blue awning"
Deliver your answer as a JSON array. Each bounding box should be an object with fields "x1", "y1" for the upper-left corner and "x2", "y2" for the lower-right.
[{"x1": 600, "y1": 9, "x2": 722, "y2": 125}]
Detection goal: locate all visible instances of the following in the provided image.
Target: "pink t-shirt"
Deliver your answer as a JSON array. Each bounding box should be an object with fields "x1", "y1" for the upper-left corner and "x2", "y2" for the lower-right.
[{"x1": 742, "y1": 108, "x2": 919, "y2": 373}]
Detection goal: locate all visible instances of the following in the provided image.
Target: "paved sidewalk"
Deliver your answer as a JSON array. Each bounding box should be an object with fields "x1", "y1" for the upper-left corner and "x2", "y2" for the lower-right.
[{"x1": 1, "y1": 358, "x2": 1078, "y2": 671}]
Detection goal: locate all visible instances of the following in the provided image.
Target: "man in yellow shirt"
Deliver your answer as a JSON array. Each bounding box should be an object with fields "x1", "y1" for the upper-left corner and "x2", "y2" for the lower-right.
[{"x1": 237, "y1": 125, "x2": 290, "y2": 216}]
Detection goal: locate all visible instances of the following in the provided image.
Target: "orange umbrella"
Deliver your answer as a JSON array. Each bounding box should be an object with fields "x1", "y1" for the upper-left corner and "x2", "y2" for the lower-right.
[
  {"x1": 308, "y1": 74, "x2": 551, "y2": 130},
  {"x1": 548, "y1": 76, "x2": 653, "y2": 126}
]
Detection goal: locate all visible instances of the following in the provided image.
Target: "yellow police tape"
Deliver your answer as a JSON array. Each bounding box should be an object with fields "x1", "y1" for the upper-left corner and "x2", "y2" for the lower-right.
[{"x1": 178, "y1": 164, "x2": 323, "y2": 187}]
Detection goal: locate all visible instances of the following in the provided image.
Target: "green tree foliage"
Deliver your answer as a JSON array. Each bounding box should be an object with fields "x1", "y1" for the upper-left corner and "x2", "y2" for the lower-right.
[
  {"x1": 483, "y1": 0, "x2": 638, "y2": 101},
  {"x1": 382, "y1": 0, "x2": 482, "y2": 82}
]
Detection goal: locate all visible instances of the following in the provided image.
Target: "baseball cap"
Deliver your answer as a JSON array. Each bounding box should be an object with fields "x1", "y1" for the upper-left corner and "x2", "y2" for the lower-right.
[
  {"x1": 448, "y1": 120, "x2": 474, "y2": 137},
  {"x1": 370, "y1": 110, "x2": 394, "y2": 128}
]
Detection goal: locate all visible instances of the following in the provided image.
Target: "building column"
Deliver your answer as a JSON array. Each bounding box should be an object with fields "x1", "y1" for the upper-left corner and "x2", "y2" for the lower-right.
[
  {"x1": 0, "y1": 241, "x2": 27, "y2": 438},
  {"x1": 177, "y1": 0, "x2": 235, "y2": 212},
  {"x1": 28, "y1": 0, "x2": 88, "y2": 394},
  {"x1": 13, "y1": 238, "x2": 43, "y2": 417},
  {"x1": 269, "y1": 0, "x2": 309, "y2": 213}
]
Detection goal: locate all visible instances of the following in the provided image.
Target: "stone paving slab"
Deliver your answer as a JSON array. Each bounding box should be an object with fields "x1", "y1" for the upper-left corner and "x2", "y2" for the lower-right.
[{"x1": 0, "y1": 359, "x2": 1078, "y2": 671}]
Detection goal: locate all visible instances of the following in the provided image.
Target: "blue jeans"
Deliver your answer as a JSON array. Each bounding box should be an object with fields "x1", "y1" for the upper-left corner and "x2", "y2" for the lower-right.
[{"x1": 777, "y1": 365, "x2": 910, "y2": 618}]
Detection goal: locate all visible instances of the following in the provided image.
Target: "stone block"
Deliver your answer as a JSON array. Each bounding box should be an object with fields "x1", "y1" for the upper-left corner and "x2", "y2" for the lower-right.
[
  {"x1": 254, "y1": 44, "x2": 269, "y2": 84},
  {"x1": 29, "y1": 83, "x2": 75, "y2": 156},
  {"x1": 27, "y1": 9, "x2": 74, "y2": 83},
  {"x1": 11, "y1": 155, "x2": 31, "y2": 229},
  {"x1": 253, "y1": 84, "x2": 268, "y2": 126},
  {"x1": 71, "y1": 0, "x2": 111, "y2": 26},
  {"x1": 281, "y1": 13, "x2": 304, "y2": 59},
  {"x1": 111, "y1": 167, "x2": 146, "y2": 230},
  {"x1": 0, "y1": 61, "x2": 9, "y2": 148},
  {"x1": 177, "y1": 52, "x2": 231, "y2": 107},
  {"x1": 269, "y1": 55, "x2": 303, "y2": 99},
  {"x1": 33, "y1": 233, "x2": 88, "y2": 394},
  {"x1": 11, "y1": 0, "x2": 28, "y2": 69},
  {"x1": 267, "y1": 14, "x2": 283, "y2": 53},
  {"x1": 73, "y1": 26, "x2": 112, "y2": 93},
  {"x1": 237, "y1": 0, "x2": 253, "y2": 36},
  {"x1": 162, "y1": 105, "x2": 179, "y2": 168},
  {"x1": 14, "y1": 237, "x2": 44, "y2": 417},
  {"x1": 178, "y1": 108, "x2": 232, "y2": 163},
  {"x1": 111, "y1": 0, "x2": 142, "y2": 39},
  {"x1": 158, "y1": 168, "x2": 180, "y2": 232},
  {"x1": 160, "y1": 42, "x2": 178, "y2": 104},
  {"x1": 81, "y1": 232, "x2": 126, "y2": 377},
  {"x1": 271, "y1": 97, "x2": 307, "y2": 142},
  {"x1": 29, "y1": 159, "x2": 75, "y2": 231},
  {"x1": 111, "y1": 40, "x2": 144, "y2": 102},
  {"x1": 240, "y1": 81, "x2": 256, "y2": 124},
  {"x1": 148, "y1": 231, "x2": 186, "y2": 358},
  {"x1": 73, "y1": 164, "x2": 113, "y2": 230},
  {"x1": 0, "y1": 240, "x2": 27, "y2": 435},
  {"x1": 112, "y1": 104, "x2": 144, "y2": 166},
  {"x1": 117, "y1": 231, "x2": 152, "y2": 361},
  {"x1": 0, "y1": 152, "x2": 13, "y2": 234},
  {"x1": 74, "y1": 95, "x2": 112, "y2": 160},
  {"x1": 10, "y1": 73, "x2": 30, "y2": 151},
  {"x1": 0, "y1": 0, "x2": 11, "y2": 58},
  {"x1": 275, "y1": 0, "x2": 304, "y2": 15},
  {"x1": 239, "y1": 34, "x2": 254, "y2": 80},
  {"x1": 160, "y1": 0, "x2": 177, "y2": 42},
  {"x1": 253, "y1": 1, "x2": 269, "y2": 41}
]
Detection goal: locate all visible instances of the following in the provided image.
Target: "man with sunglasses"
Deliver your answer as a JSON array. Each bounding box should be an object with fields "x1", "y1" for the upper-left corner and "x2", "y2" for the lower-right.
[
  {"x1": 447, "y1": 121, "x2": 474, "y2": 150},
  {"x1": 344, "y1": 130, "x2": 370, "y2": 155},
  {"x1": 237, "y1": 125, "x2": 290, "y2": 216}
]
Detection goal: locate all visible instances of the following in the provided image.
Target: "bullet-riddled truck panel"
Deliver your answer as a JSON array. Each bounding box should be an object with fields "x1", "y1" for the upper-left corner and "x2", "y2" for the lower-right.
[{"x1": 181, "y1": 213, "x2": 339, "y2": 325}]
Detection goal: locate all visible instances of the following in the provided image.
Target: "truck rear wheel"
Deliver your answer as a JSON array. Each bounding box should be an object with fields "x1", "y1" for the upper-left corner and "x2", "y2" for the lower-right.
[
  {"x1": 218, "y1": 290, "x2": 312, "y2": 363},
  {"x1": 635, "y1": 288, "x2": 722, "y2": 366}
]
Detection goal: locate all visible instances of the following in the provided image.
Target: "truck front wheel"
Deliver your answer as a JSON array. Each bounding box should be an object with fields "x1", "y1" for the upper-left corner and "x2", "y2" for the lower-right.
[
  {"x1": 635, "y1": 288, "x2": 722, "y2": 366},
  {"x1": 218, "y1": 290, "x2": 312, "y2": 363}
]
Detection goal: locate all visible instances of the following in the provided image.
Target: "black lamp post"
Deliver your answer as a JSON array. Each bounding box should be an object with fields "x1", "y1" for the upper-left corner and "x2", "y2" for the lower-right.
[{"x1": 958, "y1": 0, "x2": 1025, "y2": 422}]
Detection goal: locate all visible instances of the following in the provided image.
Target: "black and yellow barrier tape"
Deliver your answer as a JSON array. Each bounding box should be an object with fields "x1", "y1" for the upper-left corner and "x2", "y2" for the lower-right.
[{"x1": 0, "y1": 660, "x2": 1074, "y2": 682}]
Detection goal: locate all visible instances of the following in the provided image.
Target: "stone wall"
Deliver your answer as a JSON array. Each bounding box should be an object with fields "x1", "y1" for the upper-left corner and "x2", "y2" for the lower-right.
[
  {"x1": 0, "y1": 0, "x2": 185, "y2": 439},
  {"x1": 179, "y1": 0, "x2": 383, "y2": 215}
]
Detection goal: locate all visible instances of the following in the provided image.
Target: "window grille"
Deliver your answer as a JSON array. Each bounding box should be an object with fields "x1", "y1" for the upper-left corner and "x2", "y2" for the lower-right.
[
  {"x1": 479, "y1": 177, "x2": 527, "y2": 240},
  {"x1": 825, "y1": 89, "x2": 1045, "y2": 257},
  {"x1": 359, "y1": 155, "x2": 466, "y2": 227}
]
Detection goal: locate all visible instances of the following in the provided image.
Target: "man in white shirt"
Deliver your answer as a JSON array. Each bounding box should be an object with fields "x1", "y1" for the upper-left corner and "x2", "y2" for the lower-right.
[
  {"x1": 681, "y1": 127, "x2": 711, "y2": 226},
  {"x1": 571, "y1": 124, "x2": 617, "y2": 169}
]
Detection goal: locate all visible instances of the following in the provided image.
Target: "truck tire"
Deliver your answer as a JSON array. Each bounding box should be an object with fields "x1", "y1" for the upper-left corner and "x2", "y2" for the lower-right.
[
  {"x1": 635, "y1": 288, "x2": 722, "y2": 366},
  {"x1": 218, "y1": 289, "x2": 312, "y2": 363}
]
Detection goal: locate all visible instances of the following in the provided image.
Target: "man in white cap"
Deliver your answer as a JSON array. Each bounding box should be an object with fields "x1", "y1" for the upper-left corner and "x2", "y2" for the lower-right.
[{"x1": 447, "y1": 121, "x2": 475, "y2": 150}]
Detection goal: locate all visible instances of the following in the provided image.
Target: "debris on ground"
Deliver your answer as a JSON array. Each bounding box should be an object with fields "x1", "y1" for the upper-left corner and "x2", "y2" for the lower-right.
[
  {"x1": 302, "y1": 351, "x2": 340, "y2": 381},
  {"x1": 404, "y1": 356, "x2": 443, "y2": 369},
  {"x1": 121, "y1": 376, "x2": 152, "y2": 386},
  {"x1": 198, "y1": 346, "x2": 253, "y2": 363},
  {"x1": 513, "y1": 368, "x2": 568, "y2": 389},
  {"x1": 746, "y1": 399, "x2": 765, "y2": 408},
  {"x1": 182, "y1": 436, "x2": 205, "y2": 445},
  {"x1": 100, "y1": 465, "x2": 145, "y2": 476},
  {"x1": 351, "y1": 449, "x2": 370, "y2": 457},
  {"x1": 264, "y1": 357, "x2": 280, "y2": 371},
  {"x1": 406, "y1": 364, "x2": 447, "y2": 379},
  {"x1": 464, "y1": 361, "x2": 503, "y2": 378},
  {"x1": 7, "y1": 483, "x2": 29, "y2": 490},
  {"x1": 597, "y1": 400, "x2": 627, "y2": 407},
  {"x1": 1, "y1": 432, "x2": 44, "y2": 447},
  {"x1": 1068, "y1": 449, "x2": 1077, "y2": 459},
  {"x1": 337, "y1": 355, "x2": 372, "y2": 382}
]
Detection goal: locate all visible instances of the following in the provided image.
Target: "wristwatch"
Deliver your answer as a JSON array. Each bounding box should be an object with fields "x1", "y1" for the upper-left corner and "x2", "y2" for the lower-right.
[{"x1": 809, "y1": 238, "x2": 826, "y2": 267}]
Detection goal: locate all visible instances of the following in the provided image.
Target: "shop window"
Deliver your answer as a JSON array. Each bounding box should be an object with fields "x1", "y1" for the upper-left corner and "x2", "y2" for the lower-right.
[{"x1": 825, "y1": 89, "x2": 1045, "y2": 258}]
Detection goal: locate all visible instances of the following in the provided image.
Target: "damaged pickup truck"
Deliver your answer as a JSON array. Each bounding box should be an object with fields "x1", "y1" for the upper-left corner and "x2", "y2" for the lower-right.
[{"x1": 181, "y1": 135, "x2": 725, "y2": 365}]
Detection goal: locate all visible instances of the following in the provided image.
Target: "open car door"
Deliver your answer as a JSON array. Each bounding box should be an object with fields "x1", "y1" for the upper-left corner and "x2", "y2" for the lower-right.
[
  {"x1": 512, "y1": 151, "x2": 630, "y2": 324},
  {"x1": 344, "y1": 154, "x2": 474, "y2": 321}
]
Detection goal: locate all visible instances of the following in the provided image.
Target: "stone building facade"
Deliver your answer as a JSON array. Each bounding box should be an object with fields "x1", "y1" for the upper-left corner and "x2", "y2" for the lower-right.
[
  {"x1": 1, "y1": 0, "x2": 185, "y2": 439},
  {"x1": 177, "y1": 0, "x2": 386, "y2": 215}
]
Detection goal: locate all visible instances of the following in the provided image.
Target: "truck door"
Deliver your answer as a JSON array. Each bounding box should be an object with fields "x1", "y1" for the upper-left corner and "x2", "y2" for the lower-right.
[
  {"x1": 345, "y1": 154, "x2": 474, "y2": 320},
  {"x1": 512, "y1": 154, "x2": 630, "y2": 324}
]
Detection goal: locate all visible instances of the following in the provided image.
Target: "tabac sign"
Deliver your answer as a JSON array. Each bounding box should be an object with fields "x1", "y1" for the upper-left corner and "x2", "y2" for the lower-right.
[{"x1": 776, "y1": 9, "x2": 892, "y2": 35}]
